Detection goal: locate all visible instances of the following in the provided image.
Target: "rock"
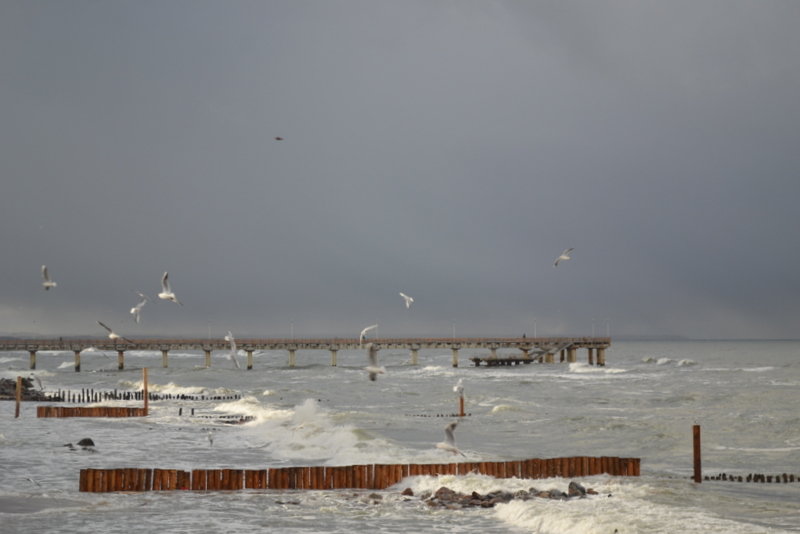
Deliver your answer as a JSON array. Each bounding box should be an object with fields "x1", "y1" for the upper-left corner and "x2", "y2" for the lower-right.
[
  {"x1": 401, "y1": 488, "x2": 414, "y2": 496},
  {"x1": 0, "y1": 377, "x2": 50, "y2": 401},
  {"x1": 568, "y1": 481, "x2": 587, "y2": 497},
  {"x1": 77, "y1": 438, "x2": 95, "y2": 447}
]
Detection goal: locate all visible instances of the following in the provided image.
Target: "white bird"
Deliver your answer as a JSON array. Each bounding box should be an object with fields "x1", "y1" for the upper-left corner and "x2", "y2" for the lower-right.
[
  {"x1": 453, "y1": 378, "x2": 464, "y2": 396},
  {"x1": 129, "y1": 292, "x2": 149, "y2": 324},
  {"x1": 97, "y1": 321, "x2": 134, "y2": 344},
  {"x1": 158, "y1": 271, "x2": 182, "y2": 305},
  {"x1": 436, "y1": 421, "x2": 465, "y2": 456},
  {"x1": 364, "y1": 342, "x2": 385, "y2": 381},
  {"x1": 554, "y1": 248, "x2": 574, "y2": 267},
  {"x1": 359, "y1": 324, "x2": 378, "y2": 346},
  {"x1": 399, "y1": 292, "x2": 414, "y2": 309},
  {"x1": 224, "y1": 330, "x2": 241, "y2": 369},
  {"x1": 41, "y1": 265, "x2": 57, "y2": 290}
]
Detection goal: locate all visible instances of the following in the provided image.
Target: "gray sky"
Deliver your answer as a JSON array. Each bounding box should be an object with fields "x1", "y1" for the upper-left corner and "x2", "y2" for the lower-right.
[{"x1": 2, "y1": 1, "x2": 799, "y2": 340}]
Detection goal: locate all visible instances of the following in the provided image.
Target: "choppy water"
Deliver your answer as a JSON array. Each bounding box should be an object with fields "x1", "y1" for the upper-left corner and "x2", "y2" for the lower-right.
[{"x1": 1, "y1": 341, "x2": 799, "y2": 533}]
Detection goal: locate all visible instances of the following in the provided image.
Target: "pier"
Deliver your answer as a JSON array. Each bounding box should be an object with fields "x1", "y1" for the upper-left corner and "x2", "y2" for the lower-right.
[{"x1": 0, "y1": 336, "x2": 610, "y2": 371}]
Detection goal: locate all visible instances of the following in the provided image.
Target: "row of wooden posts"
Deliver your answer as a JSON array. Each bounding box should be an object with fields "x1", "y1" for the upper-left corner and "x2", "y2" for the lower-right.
[
  {"x1": 38, "y1": 389, "x2": 241, "y2": 404},
  {"x1": 37, "y1": 406, "x2": 148, "y2": 418},
  {"x1": 79, "y1": 456, "x2": 641, "y2": 492}
]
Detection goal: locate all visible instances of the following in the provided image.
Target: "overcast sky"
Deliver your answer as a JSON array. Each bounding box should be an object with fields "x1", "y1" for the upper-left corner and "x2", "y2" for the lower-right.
[{"x1": 2, "y1": 1, "x2": 799, "y2": 340}]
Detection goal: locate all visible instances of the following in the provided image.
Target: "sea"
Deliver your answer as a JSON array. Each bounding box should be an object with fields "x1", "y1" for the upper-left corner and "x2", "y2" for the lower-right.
[{"x1": 1, "y1": 340, "x2": 798, "y2": 533}]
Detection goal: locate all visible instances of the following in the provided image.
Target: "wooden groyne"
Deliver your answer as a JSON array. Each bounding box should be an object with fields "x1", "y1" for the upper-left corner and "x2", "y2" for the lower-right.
[
  {"x1": 79, "y1": 456, "x2": 640, "y2": 492},
  {"x1": 38, "y1": 406, "x2": 147, "y2": 417},
  {"x1": 33, "y1": 389, "x2": 242, "y2": 404}
]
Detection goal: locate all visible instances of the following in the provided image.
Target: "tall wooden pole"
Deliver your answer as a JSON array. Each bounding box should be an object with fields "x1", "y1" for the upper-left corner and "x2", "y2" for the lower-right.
[
  {"x1": 458, "y1": 395, "x2": 465, "y2": 417},
  {"x1": 15, "y1": 376, "x2": 22, "y2": 418},
  {"x1": 693, "y1": 424, "x2": 702, "y2": 483}
]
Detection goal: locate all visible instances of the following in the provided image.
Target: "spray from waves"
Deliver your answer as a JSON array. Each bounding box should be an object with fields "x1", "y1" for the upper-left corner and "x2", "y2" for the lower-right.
[
  {"x1": 567, "y1": 362, "x2": 626, "y2": 375},
  {"x1": 235, "y1": 398, "x2": 417, "y2": 465},
  {"x1": 117, "y1": 379, "x2": 233, "y2": 398},
  {"x1": 492, "y1": 479, "x2": 780, "y2": 534},
  {"x1": 212, "y1": 396, "x2": 294, "y2": 423}
]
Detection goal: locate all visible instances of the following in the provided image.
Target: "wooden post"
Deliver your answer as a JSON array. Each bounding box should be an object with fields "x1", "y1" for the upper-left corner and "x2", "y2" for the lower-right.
[
  {"x1": 15, "y1": 376, "x2": 22, "y2": 418},
  {"x1": 458, "y1": 395, "x2": 465, "y2": 417},
  {"x1": 693, "y1": 424, "x2": 702, "y2": 483},
  {"x1": 74, "y1": 350, "x2": 81, "y2": 372},
  {"x1": 142, "y1": 368, "x2": 149, "y2": 416}
]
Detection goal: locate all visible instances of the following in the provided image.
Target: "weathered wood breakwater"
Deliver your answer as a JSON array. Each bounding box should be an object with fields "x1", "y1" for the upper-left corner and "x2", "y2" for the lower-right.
[
  {"x1": 1, "y1": 336, "x2": 611, "y2": 370},
  {"x1": 79, "y1": 456, "x2": 640, "y2": 492}
]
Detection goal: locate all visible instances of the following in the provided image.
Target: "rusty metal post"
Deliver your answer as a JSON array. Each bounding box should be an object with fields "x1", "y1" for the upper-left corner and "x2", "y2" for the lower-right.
[
  {"x1": 15, "y1": 376, "x2": 22, "y2": 418},
  {"x1": 143, "y1": 368, "x2": 149, "y2": 416}
]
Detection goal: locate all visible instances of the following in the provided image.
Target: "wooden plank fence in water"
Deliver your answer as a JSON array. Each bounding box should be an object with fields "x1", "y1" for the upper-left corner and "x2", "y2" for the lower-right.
[
  {"x1": 79, "y1": 456, "x2": 640, "y2": 492},
  {"x1": 37, "y1": 406, "x2": 148, "y2": 417}
]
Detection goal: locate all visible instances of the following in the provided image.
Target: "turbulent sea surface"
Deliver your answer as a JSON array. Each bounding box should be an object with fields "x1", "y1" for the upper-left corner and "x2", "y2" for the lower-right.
[{"x1": 1, "y1": 340, "x2": 799, "y2": 533}]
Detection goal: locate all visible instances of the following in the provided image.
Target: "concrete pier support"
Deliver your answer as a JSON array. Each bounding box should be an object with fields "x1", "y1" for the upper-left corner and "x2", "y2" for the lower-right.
[
  {"x1": 410, "y1": 348, "x2": 419, "y2": 365},
  {"x1": 288, "y1": 349, "x2": 296, "y2": 367},
  {"x1": 74, "y1": 350, "x2": 81, "y2": 372},
  {"x1": 560, "y1": 349, "x2": 566, "y2": 362},
  {"x1": 117, "y1": 350, "x2": 125, "y2": 371},
  {"x1": 520, "y1": 348, "x2": 530, "y2": 360},
  {"x1": 451, "y1": 348, "x2": 460, "y2": 368},
  {"x1": 544, "y1": 352, "x2": 554, "y2": 364},
  {"x1": 161, "y1": 349, "x2": 169, "y2": 368},
  {"x1": 246, "y1": 350, "x2": 254, "y2": 370},
  {"x1": 597, "y1": 347, "x2": 606, "y2": 366},
  {"x1": 329, "y1": 349, "x2": 338, "y2": 367},
  {"x1": 489, "y1": 347, "x2": 498, "y2": 359},
  {"x1": 567, "y1": 346, "x2": 577, "y2": 363},
  {"x1": 29, "y1": 350, "x2": 36, "y2": 370},
  {"x1": 587, "y1": 348, "x2": 595, "y2": 366},
  {"x1": 204, "y1": 349, "x2": 212, "y2": 368}
]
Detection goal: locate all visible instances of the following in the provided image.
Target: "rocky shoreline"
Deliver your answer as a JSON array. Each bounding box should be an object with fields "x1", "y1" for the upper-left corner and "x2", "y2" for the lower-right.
[{"x1": 405, "y1": 480, "x2": 602, "y2": 509}]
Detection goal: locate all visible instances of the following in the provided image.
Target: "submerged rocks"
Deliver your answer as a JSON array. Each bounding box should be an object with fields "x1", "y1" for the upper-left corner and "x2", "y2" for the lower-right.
[
  {"x1": 421, "y1": 481, "x2": 598, "y2": 509},
  {"x1": 0, "y1": 377, "x2": 49, "y2": 401}
]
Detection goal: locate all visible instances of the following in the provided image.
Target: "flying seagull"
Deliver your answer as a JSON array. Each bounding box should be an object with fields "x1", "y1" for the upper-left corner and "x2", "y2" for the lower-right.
[
  {"x1": 129, "y1": 292, "x2": 149, "y2": 324},
  {"x1": 453, "y1": 378, "x2": 464, "y2": 396},
  {"x1": 97, "y1": 321, "x2": 134, "y2": 344},
  {"x1": 554, "y1": 248, "x2": 574, "y2": 267},
  {"x1": 399, "y1": 292, "x2": 414, "y2": 309},
  {"x1": 436, "y1": 421, "x2": 465, "y2": 456},
  {"x1": 359, "y1": 324, "x2": 378, "y2": 346},
  {"x1": 158, "y1": 271, "x2": 182, "y2": 305},
  {"x1": 224, "y1": 331, "x2": 241, "y2": 369},
  {"x1": 364, "y1": 342, "x2": 385, "y2": 381},
  {"x1": 41, "y1": 265, "x2": 57, "y2": 290}
]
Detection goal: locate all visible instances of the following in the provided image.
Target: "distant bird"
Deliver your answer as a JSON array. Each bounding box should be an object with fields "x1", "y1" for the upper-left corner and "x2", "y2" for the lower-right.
[
  {"x1": 554, "y1": 248, "x2": 574, "y2": 267},
  {"x1": 97, "y1": 321, "x2": 134, "y2": 344},
  {"x1": 158, "y1": 271, "x2": 182, "y2": 305},
  {"x1": 224, "y1": 331, "x2": 241, "y2": 369},
  {"x1": 399, "y1": 292, "x2": 414, "y2": 309},
  {"x1": 129, "y1": 292, "x2": 149, "y2": 324},
  {"x1": 436, "y1": 421, "x2": 465, "y2": 456},
  {"x1": 41, "y1": 265, "x2": 57, "y2": 290},
  {"x1": 207, "y1": 431, "x2": 214, "y2": 447},
  {"x1": 359, "y1": 324, "x2": 378, "y2": 346},
  {"x1": 453, "y1": 378, "x2": 464, "y2": 396},
  {"x1": 274, "y1": 136, "x2": 284, "y2": 141},
  {"x1": 364, "y1": 342, "x2": 385, "y2": 381}
]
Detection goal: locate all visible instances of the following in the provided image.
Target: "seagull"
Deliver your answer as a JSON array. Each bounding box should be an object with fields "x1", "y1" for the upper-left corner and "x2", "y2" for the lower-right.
[
  {"x1": 453, "y1": 378, "x2": 464, "y2": 397},
  {"x1": 359, "y1": 324, "x2": 378, "y2": 346},
  {"x1": 158, "y1": 271, "x2": 182, "y2": 305},
  {"x1": 97, "y1": 321, "x2": 134, "y2": 344},
  {"x1": 130, "y1": 292, "x2": 149, "y2": 324},
  {"x1": 364, "y1": 342, "x2": 385, "y2": 381},
  {"x1": 554, "y1": 248, "x2": 574, "y2": 267},
  {"x1": 41, "y1": 265, "x2": 57, "y2": 290},
  {"x1": 224, "y1": 331, "x2": 241, "y2": 369},
  {"x1": 436, "y1": 421, "x2": 465, "y2": 456},
  {"x1": 399, "y1": 292, "x2": 414, "y2": 309}
]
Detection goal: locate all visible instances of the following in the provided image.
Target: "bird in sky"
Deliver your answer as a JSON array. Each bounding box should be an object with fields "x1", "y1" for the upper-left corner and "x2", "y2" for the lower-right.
[
  {"x1": 399, "y1": 292, "x2": 414, "y2": 309},
  {"x1": 436, "y1": 421, "x2": 465, "y2": 456},
  {"x1": 129, "y1": 292, "x2": 149, "y2": 324},
  {"x1": 364, "y1": 342, "x2": 385, "y2": 381},
  {"x1": 554, "y1": 248, "x2": 574, "y2": 267},
  {"x1": 41, "y1": 265, "x2": 57, "y2": 290},
  {"x1": 359, "y1": 324, "x2": 378, "y2": 346},
  {"x1": 158, "y1": 271, "x2": 182, "y2": 305},
  {"x1": 453, "y1": 378, "x2": 464, "y2": 397},
  {"x1": 97, "y1": 321, "x2": 134, "y2": 344},
  {"x1": 224, "y1": 330, "x2": 241, "y2": 369}
]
